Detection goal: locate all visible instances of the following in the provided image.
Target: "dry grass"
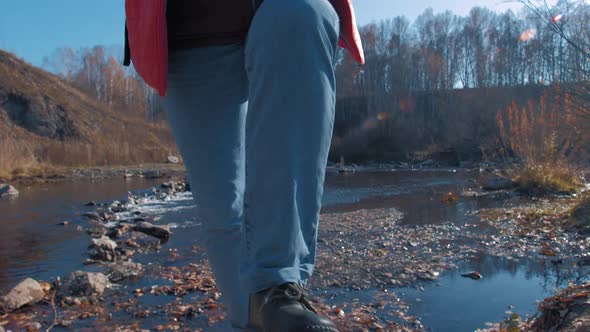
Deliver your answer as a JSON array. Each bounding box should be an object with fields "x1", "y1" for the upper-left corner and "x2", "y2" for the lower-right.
[
  {"x1": 0, "y1": 50, "x2": 178, "y2": 181},
  {"x1": 514, "y1": 163, "x2": 582, "y2": 195},
  {"x1": 496, "y1": 89, "x2": 587, "y2": 195},
  {"x1": 567, "y1": 193, "x2": 590, "y2": 230},
  {"x1": 0, "y1": 137, "x2": 39, "y2": 179}
]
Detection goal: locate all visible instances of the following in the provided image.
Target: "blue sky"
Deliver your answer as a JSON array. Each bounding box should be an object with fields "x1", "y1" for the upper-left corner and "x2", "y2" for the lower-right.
[{"x1": 0, "y1": 1, "x2": 525, "y2": 68}]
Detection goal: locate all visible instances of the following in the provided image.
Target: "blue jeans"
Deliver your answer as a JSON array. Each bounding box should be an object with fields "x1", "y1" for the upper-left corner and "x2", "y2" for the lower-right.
[{"x1": 161, "y1": 0, "x2": 340, "y2": 328}]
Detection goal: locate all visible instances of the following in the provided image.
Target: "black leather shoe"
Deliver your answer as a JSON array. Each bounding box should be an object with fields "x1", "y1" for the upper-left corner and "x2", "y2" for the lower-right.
[{"x1": 247, "y1": 282, "x2": 339, "y2": 332}]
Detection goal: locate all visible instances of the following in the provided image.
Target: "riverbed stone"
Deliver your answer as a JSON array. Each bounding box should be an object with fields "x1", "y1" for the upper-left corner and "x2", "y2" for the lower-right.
[
  {"x1": 26, "y1": 322, "x2": 41, "y2": 331},
  {"x1": 480, "y1": 176, "x2": 515, "y2": 190},
  {"x1": 0, "y1": 278, "x2": 45, "y2": 312},
  {"x1": 461, "y1": 271, "x2": 483, "y2": 280},
  {"x1": 132, "y1": 222, "x2": 171, "y2": 240},
  {"x1": 106, "y1": 261, "x2": 144, "y2": 282},
  {"x1": 122, "y1": 231, "x2": 162, "y2": 250},
  {"x1": 65, "y1": 271, "x2": 108, "y2": 296},
  {"x1": 143, "y1": 170, "x2": 165, "y2": 179},
  {"x1": 167, "y1": 155, "x2": 180, "y2": 164},
  {"x1": 89, "y1": 236, "x2": 117, "y2": 262},
  {"x1": 0, "y1": 184, "x2": 18, "y2": 198},
  {"x1": 569, "y1": 196, "x2": 590, "y2": 230},
  {"x1": 82, "y1": 212, "x2": 100, "y2": 221}
]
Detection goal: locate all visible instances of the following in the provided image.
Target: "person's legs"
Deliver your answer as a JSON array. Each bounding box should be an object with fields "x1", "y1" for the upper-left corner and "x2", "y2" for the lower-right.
[
  {"x1": 161, "y1": 44, "x2": 249, "y2": 328},
  {"x1": 242, "y1": 0, "x2": 340, "y2": 295}
]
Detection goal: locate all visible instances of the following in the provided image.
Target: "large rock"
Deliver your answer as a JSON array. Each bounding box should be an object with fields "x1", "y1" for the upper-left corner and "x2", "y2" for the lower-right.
[
  {"x1": 88, "y1": 236, "x2": 117, "y2": 262},
  {"x1": 569, "y1": 197, "x2": 590, "y2": 230},
  {"x1": 122, "y1": 231, "x2": 162, "y2": 250},
  {"x1": 64, "y1": 271, "x2": 108, "y2": 296},
  {"x1": 143, "y1": 170, "x2": 165, "y2": 179},
  {"x1": 132, "y1": 222, "x2": 171, "y2": 240},
  {"x1": 0, "y1": 278, "x2": 45, "y2": 312},
  {"x1": 167, "y1": 155, "x2": 180, "y2": 164},
  {"x1": 106, "y1": 261, "x2": 144, "y2": 282},
  {"x1": 480, "y1": 176, "x2": 515, "y2": 191},
  {"x1": 0, "y1": 184, "x2": 19, "y2": 198}
]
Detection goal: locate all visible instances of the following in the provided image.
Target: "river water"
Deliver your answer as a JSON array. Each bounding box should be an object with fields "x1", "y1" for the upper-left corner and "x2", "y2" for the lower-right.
[{"x1": 0, "y1": 170, "x2": 583, "y2": 331}]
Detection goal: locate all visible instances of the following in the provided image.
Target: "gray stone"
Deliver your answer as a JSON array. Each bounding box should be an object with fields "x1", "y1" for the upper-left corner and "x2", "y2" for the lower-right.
[
  {"x1": 143, "y1": 170, "x2": 165, "y2": 179},
  {"x1": 26, "y1": 322, "x2": 41, "y2": 331},
  {"x1": 82, "y1": 212, "x2": 100, "y2": 221},
  {"x1": 88, "y1": 236, "x2": 117, "y2": 262},
  {"x1": 0, "y1": 184, "x2": 18, "y2": 198},
  {"x1": 0, "y1": 278, "x2": 45, "y2": 312},
  {"x1": 132, "y1": 222, "x2": 171, "y2": 240},
  {"x1": 59, "y1": 320, "x2": 73, "y2": 327},
  {"x1": 461, "y1": 271, "x2": 483, "y2": 280},
  {"x1": 570, "y1": 197, "x2": 590, "y2": 230},
  {"x1": 123, "y1": 231, "x2": 162, "y2": 250},
  {"x1": 480, "y1": 176, "x2": 515, "y2": 191},
  {"x1": 167, "y1": 155, "x2": 180, "y2": 164},
  {"x1": 65, "y1": 271, "x2": 108, "y2": 296},
  {"x1": 106, "y1": 261, "x2": 144, "y2": 282}
]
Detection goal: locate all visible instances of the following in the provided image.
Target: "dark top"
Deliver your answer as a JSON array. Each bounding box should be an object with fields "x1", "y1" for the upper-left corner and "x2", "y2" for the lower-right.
[{"x1": 167, "y1": 0, "x2": 259, "y2": 49}]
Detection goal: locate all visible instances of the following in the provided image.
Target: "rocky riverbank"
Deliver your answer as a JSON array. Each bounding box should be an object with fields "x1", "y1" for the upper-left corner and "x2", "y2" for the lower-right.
[{"x1": 0, "y1": 174, "x2": 589, "y2": 331}]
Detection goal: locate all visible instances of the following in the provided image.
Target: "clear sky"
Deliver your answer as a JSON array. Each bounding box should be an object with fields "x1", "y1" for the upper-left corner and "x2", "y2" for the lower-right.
[{"x1": 0, "y1": 1, "x2": 526, "y2": 68}]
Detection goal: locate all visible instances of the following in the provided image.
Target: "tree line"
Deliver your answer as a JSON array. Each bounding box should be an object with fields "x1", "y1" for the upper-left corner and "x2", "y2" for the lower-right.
[
  {"x1": 40, "y1": 1, "x2": 589, "y2": 163},
  {"x1": 332, "y1": 0, "x2": 589, "y2": 162},
  {"x1": 42, "y1": 45, "x2": 162, "y2": 120}
]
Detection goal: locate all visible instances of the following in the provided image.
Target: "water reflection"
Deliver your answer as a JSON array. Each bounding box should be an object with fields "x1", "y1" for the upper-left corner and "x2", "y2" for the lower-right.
[
  {"x1": 0, "y1": 171, "x2": 585, "y2": 331},
  {"x1": 400, "y1": 255, "x2": 590, "y2": 331},
  {"x1": 0, "y1": 177, "x2": 166, "y2": 291}
]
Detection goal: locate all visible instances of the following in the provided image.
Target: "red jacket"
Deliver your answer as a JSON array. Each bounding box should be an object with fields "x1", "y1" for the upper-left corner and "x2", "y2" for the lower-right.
[{"x1": 124, "y1": 0, "x2": 365, "y2": 96}]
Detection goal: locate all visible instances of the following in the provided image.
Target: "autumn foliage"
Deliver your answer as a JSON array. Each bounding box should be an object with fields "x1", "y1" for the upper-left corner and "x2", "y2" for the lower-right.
[
  {"x1": 0, "y1": 49, "x2": 176, "y2": 180},
  {"x1": 496, "y1": 91, "x2": 586, "y2": 194}
]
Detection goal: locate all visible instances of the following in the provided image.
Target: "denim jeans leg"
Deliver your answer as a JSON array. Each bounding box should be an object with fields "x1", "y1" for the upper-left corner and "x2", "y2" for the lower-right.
[
  {"x1": 161, "y1": 44, "x2": 249, "y2": 328},
  {"x1": 241, "y1": 0, "x2": 340, "y2": 294}
]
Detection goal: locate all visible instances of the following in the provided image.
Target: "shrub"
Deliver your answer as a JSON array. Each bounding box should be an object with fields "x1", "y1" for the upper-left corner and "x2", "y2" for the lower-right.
[{"x1": 496, "y1": 90, "x2": 586, "y2": 195}]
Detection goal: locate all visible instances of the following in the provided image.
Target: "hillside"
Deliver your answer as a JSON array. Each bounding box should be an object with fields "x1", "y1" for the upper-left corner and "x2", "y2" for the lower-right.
[{"x1": 0, "y1": 50, "x2": 177, "y2": 178}]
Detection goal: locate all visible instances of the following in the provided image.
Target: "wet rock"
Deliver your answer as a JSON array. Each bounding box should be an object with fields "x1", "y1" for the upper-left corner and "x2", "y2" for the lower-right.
[
  {"x1": 143, "y1": 170, "x2": 165, "y2": 179},
  {"x1": 461, "y1": 271, "x2": 483, "y2": 280},
  {"x1": 100, "y1": 211, "x2": 116, "y2": 221},
  {"x1": 62, "y1": 296, "x2": 82, "y2": 306},
  {"x1": 84, "y1": 201, "x2": 97, "y2": 206},
  {"x1": 441, "y1": 192, "x2": 458, "y2": 204},
  {"x1": 64, "y1": 271, "x2": 109, "y2": 296},
  {"x1": 529, "y1": 283, "x2": 590, "y2": 331},
  {"x1": 57, "y1": 221, "x2": 69, "y2": 226},
  {"x1": 122, "y1": 231, "x2": 162, "y2": 250},
  {"x1": 0, "y1": 278, "x2": 45, "y2": 312},
  {"x1": 26, "y1": 322, "x2": 41, "y2": 331},
  {"x1": 88, "y1": 236, "x2": 117, "y2": 262},
  {"x1": 416, "y1": 270, "x2": 440, "y2": 281},
  {"x1": 106, "y1": 261, "x2": 144, "y2": 282},
  {"x1": 418, "y1": 159, "x2": 438, "y2": 168},
  {"x1": 106, "y1": 227, "x2": 124, "y2": 239},
  {"x1": 480, "y1": 176, "x2": 515, "y2": 191},
  {"x1": 0, "y1": 184, "x2": 18, "y2": 198},
  {"x1": 569, "y1": 197, "x2": 590, "y2": 230},
  {"x1": 109, "y1": 200, "x2": 127, "y2": 213},
  {"x1": 161, "y1": 181, "x2": 175, "y2": 189},
  {"x1": 85, "y1": 225, "x2": 106, "y2": 238},
  {"x1": 82, "y1": 212, "x2": 100, "y2": 221},
  {"x1": 167, "y1": 155, "x2": 180, "y2": 164},
  {"x1": 132, "y1": 222, "x2": 171, "y2": 240}
]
